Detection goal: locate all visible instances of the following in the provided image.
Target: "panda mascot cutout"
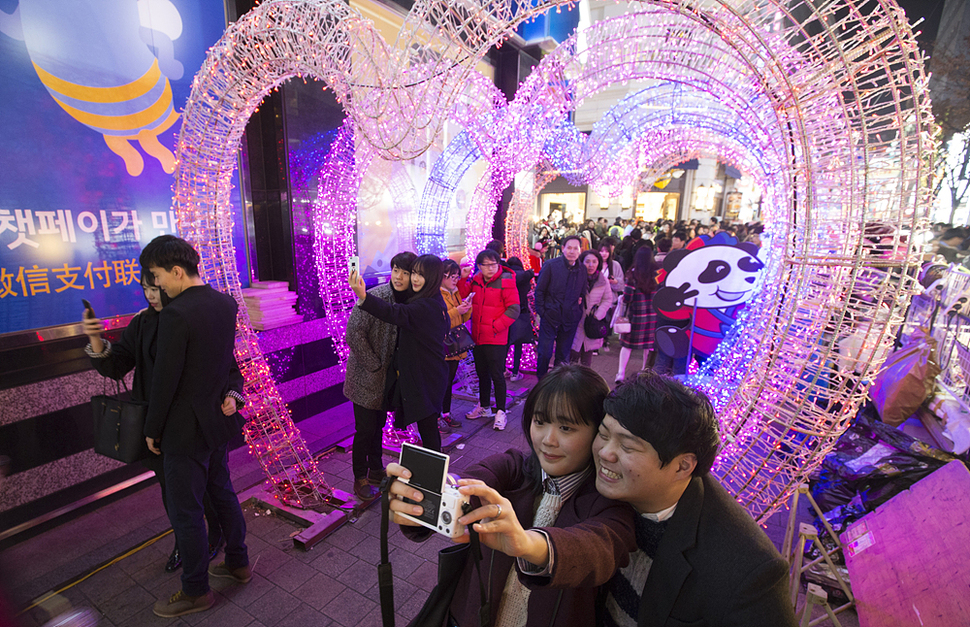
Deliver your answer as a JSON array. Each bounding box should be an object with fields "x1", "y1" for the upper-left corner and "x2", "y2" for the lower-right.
[{"x1": 654, "y1": 232, "x2": 765, "y2": 361}]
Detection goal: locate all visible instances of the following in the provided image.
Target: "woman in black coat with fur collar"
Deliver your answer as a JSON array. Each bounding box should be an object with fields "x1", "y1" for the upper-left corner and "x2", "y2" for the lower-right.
[{"x1": 350, "y1": 254, "x2": 449, "y2": 451}]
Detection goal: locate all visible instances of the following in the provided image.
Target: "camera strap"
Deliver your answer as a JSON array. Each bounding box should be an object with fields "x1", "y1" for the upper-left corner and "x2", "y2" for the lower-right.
[
  {"x1": 378, "y1": 476, "x2": 491, "y2": 627},
  {"x1": 379, "y1": 476, "x2": 396, "y2": 627}
]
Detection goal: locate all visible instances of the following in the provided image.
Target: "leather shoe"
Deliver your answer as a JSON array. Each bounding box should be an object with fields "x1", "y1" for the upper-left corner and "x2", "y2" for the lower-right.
[
  {"x1": 164, "y1": 546, "x2": 181, "y2": 573},
  {"x1": 153, "y1": 590, "x2": 214, "y2": 618},
  {"x1": 367, "y1": 468, "x2": 385, "y2": 486},
  {"x1": 208, "y1": 561, "x2": 253, "y2": 584},
  {"x1": 354, "y1": 477, "x2": 380, "y2": 500}
]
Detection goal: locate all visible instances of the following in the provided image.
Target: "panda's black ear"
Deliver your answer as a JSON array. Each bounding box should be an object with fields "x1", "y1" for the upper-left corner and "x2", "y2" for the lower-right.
[
  {"x1": 737, "y1": 242, "x2": 760, "y2": 257},
  {"x1": 663, "y1": 249, "x2": 691, "y2": 272}
]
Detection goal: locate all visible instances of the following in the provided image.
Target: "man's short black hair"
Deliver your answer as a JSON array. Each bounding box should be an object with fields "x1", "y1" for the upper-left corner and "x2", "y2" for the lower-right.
[
  {"x1": 390, "y1": 251, "x2": 417, "y2": 272},
  {"x1": 560, "y1": 235, "x2": 582, "y2": 249},
  {"x1": 657, "y1": 237, "x2": 672, "y2": 253},
  {"x1": 475, "y1": 249, "x2": 502, "y2": 266},
  {"x1": 485, "y1": 239, "x2": 505, "y2": 255},
  {"x1": 604, "y1": 371, "x2": 720, "y2": 477},
  {"x1": 139, "y1": 235, "x2": 201, "y2": 276},
  {"x1": 673, "y1": 230, "x2": 688, "y2": 241}
]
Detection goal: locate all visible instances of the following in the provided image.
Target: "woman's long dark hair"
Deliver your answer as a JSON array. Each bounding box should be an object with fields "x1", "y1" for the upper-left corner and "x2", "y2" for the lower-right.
[
  {"x1": 409, "y1": 254, "x2": 444, "y2": 302},
  {"x1": 597, "y1": 239, "x2": 615, "y2": 279},
  {"x1": 628, "y1": 245, "x2": 659, "y2": 294},
  {"x1": 519, "y1": 364, "x2": 610, "y2": 492}
]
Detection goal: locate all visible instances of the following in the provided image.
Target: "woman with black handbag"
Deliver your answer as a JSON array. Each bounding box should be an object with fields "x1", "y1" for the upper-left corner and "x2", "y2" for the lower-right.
[
  {"x1": 83, "y1": 271, "x2": 243, "y2": 573},
  {"x1": 570, "y1": 250, "x2": 615, "y2": 366},
  {"x1": 440, "y1": 259, "x2": 473, "y2": 432}
]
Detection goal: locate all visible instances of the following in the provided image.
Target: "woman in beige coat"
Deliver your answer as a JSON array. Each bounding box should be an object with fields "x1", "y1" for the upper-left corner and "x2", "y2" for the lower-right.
[{"x1": 571, "y1": 250, "x2": 615, "y2": 366}]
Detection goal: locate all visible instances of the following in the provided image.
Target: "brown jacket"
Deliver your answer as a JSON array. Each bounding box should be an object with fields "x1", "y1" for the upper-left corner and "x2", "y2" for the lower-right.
[
  {"x1": 408, "y1": 450, "x2": 636, "y2": 627},
  {"x1": 442, "y1": 287, "x2": 472, "y2": 361}
]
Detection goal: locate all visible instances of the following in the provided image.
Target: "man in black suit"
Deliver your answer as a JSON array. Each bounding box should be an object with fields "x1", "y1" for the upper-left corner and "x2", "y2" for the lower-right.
[
  {"x1": 141, "y1": 235, "x2": 251, "y2": 618},
  {"x1": 540, "y1": 371, "x2": 796, "y2": 626}
]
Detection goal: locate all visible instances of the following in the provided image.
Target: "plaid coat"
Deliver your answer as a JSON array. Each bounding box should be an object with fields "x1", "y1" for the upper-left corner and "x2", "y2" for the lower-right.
[{"x1": 618, "y1": 279, "x2": 657, "y2": 350}]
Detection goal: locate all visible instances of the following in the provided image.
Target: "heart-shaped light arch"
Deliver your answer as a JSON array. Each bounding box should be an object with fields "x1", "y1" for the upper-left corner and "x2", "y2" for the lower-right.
[{"x1": 172, "y1": 0, "x2": 934, "y2": 515}]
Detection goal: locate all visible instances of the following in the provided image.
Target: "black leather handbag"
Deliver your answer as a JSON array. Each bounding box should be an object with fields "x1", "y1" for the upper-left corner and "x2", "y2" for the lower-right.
[
  {"x1": 584, "y1": 314, "x2": 610, "y2": 340},
  {"x1": 92, "y1": 381, "x2": 150, "y2": 463},
  {"x1": 444, "y1": 324, "x2": 475, "y2": 359}
]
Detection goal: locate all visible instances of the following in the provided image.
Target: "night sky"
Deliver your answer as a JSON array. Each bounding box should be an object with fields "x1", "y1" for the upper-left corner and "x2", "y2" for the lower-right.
[{"x1": 894, "y1": 0, "x2": 946, "y2": 57}]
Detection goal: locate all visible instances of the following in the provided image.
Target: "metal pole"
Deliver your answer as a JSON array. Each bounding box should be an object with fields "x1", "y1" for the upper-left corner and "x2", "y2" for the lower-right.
[{"x1": 686, "y1": 298, "x2": 699, "y2": 369}]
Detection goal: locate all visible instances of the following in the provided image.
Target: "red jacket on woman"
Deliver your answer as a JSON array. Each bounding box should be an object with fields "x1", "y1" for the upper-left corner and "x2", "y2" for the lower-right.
[{"x1": 460, "y1": 266, "x2": 521, "y2": 345}]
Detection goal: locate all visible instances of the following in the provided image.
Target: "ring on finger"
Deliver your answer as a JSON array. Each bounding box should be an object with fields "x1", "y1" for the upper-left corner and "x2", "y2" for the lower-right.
[{"x1": 494, "y1": 504, "x2": 502, "y2": 518}]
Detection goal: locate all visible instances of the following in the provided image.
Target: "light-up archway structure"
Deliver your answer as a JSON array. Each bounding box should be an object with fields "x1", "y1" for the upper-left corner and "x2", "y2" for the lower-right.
[{"x1": 172, "y1": 0, "x2": 935, "y2": 516}]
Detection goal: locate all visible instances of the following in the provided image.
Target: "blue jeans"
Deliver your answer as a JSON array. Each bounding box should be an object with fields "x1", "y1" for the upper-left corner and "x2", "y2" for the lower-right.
[
  {"x1": 164, "y1": 444, "x2": 248, "y2": 596},
  {"x1": 536, "y1": 318, "x2": 579, "y2": 379}
]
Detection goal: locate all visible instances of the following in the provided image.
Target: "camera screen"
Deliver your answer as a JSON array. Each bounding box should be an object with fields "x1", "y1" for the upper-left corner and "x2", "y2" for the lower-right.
[{"x1": 400, "y1": 444, "x2": 447, "y2": 494}]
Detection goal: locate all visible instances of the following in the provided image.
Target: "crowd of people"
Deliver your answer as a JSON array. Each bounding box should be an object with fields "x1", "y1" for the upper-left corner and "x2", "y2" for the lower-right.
[
  {"x1": 532, "y1": 215, "x2": 764, "y2": 263},
  {"x1": 344, "y1": 213, "x2": 766, "y2": 481},
  {"x1": 74, "y1": 230, "x2": 794, "y2": 625}
]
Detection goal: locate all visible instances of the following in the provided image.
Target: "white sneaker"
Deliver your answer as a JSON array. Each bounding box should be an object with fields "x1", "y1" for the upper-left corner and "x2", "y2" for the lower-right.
[
  {"x1": 492, "y1": 410, "x2": 507, "y2": 431},
  {"x1": 602, "y1": 344, "x2": 611, "y2": 353},
  {"x1": 509, "y1": 372, "x2": 524, "y2": 382},
  {"x1": 466, "y1": 404, "x2": 493, "y2": 420}
]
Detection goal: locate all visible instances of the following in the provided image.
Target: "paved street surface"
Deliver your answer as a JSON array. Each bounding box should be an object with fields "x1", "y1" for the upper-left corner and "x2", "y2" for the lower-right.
[{"x1": 3, "y1": 349, "x2": 858, "y2": 626}]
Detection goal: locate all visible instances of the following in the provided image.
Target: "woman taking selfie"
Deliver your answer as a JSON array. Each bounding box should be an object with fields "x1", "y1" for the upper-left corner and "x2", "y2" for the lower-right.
[
  {"x1": 386, "y1": 364, "x2": 635, "y2": 627},
  {"x1": 349, "y1": 254, "x2": 449, "y2": 451},
  {"x1": 440, "y1": 258, "x2": 473, "y2": 431}
]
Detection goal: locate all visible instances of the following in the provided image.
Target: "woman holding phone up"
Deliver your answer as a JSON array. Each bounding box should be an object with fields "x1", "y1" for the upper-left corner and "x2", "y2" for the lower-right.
[
  {"x1": 440, "y1": 259, "x2": 473, "y2": 431},
  {"x1": 349, "y1": 254, "x2": 449, "y2": 451}
]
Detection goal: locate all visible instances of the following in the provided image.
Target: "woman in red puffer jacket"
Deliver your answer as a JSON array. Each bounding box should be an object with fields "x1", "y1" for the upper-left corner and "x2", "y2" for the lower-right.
[{"x1": 458, "y1": 249, "x2": 520, "y2": 430}]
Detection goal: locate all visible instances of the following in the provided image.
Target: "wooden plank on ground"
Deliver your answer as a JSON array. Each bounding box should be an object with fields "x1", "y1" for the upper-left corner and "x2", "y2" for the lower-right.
[{"x1": 842, "y1": 460, "x2": 970, "y2": 626}]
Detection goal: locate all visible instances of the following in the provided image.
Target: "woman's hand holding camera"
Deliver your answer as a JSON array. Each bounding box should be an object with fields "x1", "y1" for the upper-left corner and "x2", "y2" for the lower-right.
[
  {"x1": 456, "y1": 480, "x2": 550, "y2": 567},
  {"x1": 385, "y1": 462, "x2": 426, "y2": 526}
]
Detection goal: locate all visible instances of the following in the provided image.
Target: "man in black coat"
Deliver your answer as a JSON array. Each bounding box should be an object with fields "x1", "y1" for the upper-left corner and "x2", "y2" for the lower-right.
[
  {"x1": 534, "y1": 235, "x2": 586, "y2": 378},
  {"x1": 141, "y1": 236, "x2": 251, "y2": 618},
  {"x1": 584, "y1": 372, "x2": 797, "y2": 627}
]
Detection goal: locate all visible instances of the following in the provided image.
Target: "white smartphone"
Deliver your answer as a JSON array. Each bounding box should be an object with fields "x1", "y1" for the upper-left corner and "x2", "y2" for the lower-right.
[{"x1": 348, "y1": 256, "x2": 360, "y2": 276}]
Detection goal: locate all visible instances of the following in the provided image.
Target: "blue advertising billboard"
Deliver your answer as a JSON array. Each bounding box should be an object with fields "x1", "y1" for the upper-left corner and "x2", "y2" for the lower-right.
[{"x1": 0, "y1": 0, "x2": 243, "y2": 334}]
